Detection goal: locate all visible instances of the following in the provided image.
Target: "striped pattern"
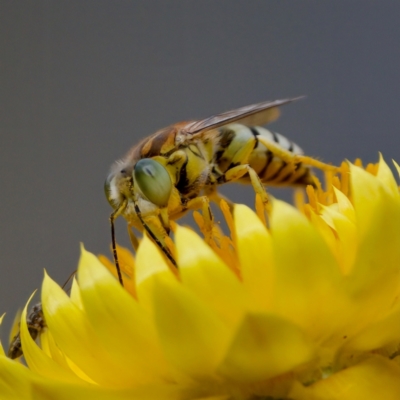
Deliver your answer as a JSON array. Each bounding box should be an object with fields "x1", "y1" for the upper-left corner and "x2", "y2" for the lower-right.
[{"x1": 213, "y1": 123, "x2": 314, "y2": 186}]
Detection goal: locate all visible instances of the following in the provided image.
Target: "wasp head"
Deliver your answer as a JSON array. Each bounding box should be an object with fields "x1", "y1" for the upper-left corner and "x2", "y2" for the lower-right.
[{"x1": 105, "y1": 158, "x2": 173, "y2": 216}]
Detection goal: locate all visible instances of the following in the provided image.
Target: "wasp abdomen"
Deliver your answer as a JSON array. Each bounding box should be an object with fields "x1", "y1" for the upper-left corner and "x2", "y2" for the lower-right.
[{"x1": 215, "y1": 124, "x2": 314, "y2": 187}]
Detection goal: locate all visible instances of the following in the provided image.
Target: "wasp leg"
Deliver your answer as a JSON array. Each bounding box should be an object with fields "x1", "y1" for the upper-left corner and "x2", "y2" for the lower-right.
[
  {"x1": 133, "y1": 202, "x2": 177, "y2": 269},
  {"x1": 110, "y1": 200, "x2": 128, "y2": 286},
  {"x1": 127, "y1": 224, "x2": 139, "y2": 252},
  {"x1": 185, "y1": 196, "x2": 214, "y2": 243},
  {"x1": 256, "y1": 136, "x2": 339, "y2": 172},
  {"x1": 159, "y1": 207, "x2": 171, "y2": 235},
  {"x1": 224, "y1": 164, "x2": 270, "y2": 207},
  {"x1": 204, "y1": 186, "x2": 234, "y2": 210},
  {"x1": 294, "y1": 155, "x2": 339, "y2": 172}
]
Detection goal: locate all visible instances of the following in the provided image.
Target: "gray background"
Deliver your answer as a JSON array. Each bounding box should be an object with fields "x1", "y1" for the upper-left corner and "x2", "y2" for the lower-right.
[{"x1": 1, "y1": 1, "x2": 400, "y2": 337}]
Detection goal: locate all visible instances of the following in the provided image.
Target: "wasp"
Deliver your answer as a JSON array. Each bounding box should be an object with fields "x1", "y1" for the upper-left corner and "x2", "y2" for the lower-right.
[
  {"x1": 105, "y1": 97, "x2": 336, "y2": 284},
  {"x1": 8, "y1": 272, "x2": 75, "y2": 359},
  {"x1": 8, "y1": 302, "x2": 45, "y2": 359}
]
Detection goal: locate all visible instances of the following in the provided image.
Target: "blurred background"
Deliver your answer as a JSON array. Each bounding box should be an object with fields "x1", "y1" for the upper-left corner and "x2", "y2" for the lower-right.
[{"x1": 1, "y1": 1, "x2": 400, "y2": 338}]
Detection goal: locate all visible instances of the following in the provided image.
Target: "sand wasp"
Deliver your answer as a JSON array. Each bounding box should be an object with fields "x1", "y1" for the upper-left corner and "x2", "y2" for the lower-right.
[
  {"x1": 105, "y1": 97, "x2": 336, "y2": 284},
  {"x1": 8, "y1": 270, "x2": 76, "y2": 359},
  {"x1": 8, "y1": 302, "x2": 45, "y2": 359}
]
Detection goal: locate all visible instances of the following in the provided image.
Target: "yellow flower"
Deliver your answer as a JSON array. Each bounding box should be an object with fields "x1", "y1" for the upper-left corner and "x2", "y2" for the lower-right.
[{"x1": 2, "y1": 156, "x2": 400, "y2": 399}]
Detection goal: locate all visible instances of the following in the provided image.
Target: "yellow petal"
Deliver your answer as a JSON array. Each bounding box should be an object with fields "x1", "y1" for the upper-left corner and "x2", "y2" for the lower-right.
[
  {"x1": 333, "y1": 186, "x2": 355, "y2": 223},
  {"x1": 41, "y1": 272, "x2": 131, "y2": 386},
  {"x1": 350, "y1": 163, "x2": 398, "y2": 237},
  {"x1": 0, "y1": 356, "x2": 34, "y2": 399},
  {"x1": 291, "y1": 355, "x2": 400, "y2": 400},
  {"x1": 269, "y1": 199, "x2": 347, "y2": 342},
  {"x1": 319, "y1": 204, "x2": 357, "y2": 275},
  {"x1": 21, "y1": 292, "x2": 83, "y2": 383},
  {"x1": 234, "y1": 204, "x2": 275, "y2": 310},
  {"x1": 136, "y1": 234, "x2": 172, "y2": 284},
  {"x1": 346, "y1": 165, "x2": 400, "y2": 325},
  {"x1": 152, "y1": 274, "x2": 231, "y2": 379},
  {"x1": 308, "y1": 209, "x2": 339, "y2": 272},
  {"x1": 40, "y1": 329, "x2": 95, "y2": 383},
  {"x1": 376, "y1": 154, "x2": 399, "y2": 197},
  {"x1": 175, "y1": 225, "x2": 246, "y2": 326},
  {"x1": 7, "y1": 311, "x2": 21, "y2": 356},
  {"x1": 135, "y1": 234, "x2": 176, "y2": 315},
  {"x1": 339, "y1": 304, "x2": 400, "y2": 355},
  {"x1": 393, "y1": 159, "x2": 400, "y2": 178},
  {"x1": 194, "y1": 397, "x2": 230, "y2": 400},
  {"x1": 0, "y1": 314, "x2": 5, "y2": 357},
  {"x1": 69, "y1": 277, "x2": 83, "y2": 310},
  {"x1": 217, "y1": 313, "x2": 315, "y2": 382},
  {"x1": 77, "y1": 245, "x2": 170, "y2": 384},
  {"x1": 31, "y1": 380, "x2": 204, "y2": 400},
  {"x1": 98, "y1": 244, "x2": 136, "y2": 298}
]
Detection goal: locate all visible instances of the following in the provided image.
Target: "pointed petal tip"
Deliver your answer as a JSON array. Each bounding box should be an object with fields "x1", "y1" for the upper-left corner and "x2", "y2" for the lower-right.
[{"x1": 79, "y1": 242, "x2": 85, "y2": 252}]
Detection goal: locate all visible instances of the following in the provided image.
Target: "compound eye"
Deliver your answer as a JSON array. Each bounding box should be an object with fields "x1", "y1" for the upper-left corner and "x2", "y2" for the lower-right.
[{"x1": 134, "y1": 159, "x2": 172, "y2": 207}]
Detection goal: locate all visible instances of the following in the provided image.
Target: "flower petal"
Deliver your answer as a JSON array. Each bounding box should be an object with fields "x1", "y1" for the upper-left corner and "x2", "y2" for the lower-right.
[
  {"x1": 346, "y1": 164, "x2": 400, "y2": 327},
  {"x1": 98, "y1": 244, "x2": 136, "y2": 298},
  {"x1": 0, "y1": 356, "x2": 34, "y2": 399},
  {"x1": 175, "y1": 225, "x2": 246, "y2": 326},
  {"x1": 31, "y1": 380, "x2": 205, "y2": 400},
  {"x1": 135, "y1": 234, "x2": 176, "y2": 316},
  {"x1": 21, "y1": 292, "x2": 83, "y2": 383},
  {"x1": 77, "y1": 245, "x2": 171, "y2": 384},
  {"x1": 152, "y1": 274, "x2": 231, "y2": 379},
  {"x1": 339, "y1": 304, "x2": 400, "y2": 355},
  {"x1": 217, "y1": 313, "x2": 315, "y2": 382},
  {"x1": 40, "y1": 329, "x2": 95, "y2": 383},
  {"x1": 234, "y1": 204, "x2": 275, "y2": 310},
  {"x1": 41, "y1": 272, "x2": 128, "y2": 385},
  {"x1": 319, "y1": 204, "x2": 357, "y2": 275},
  {"x1": 7, "y1": 311, "x2": 21, "y2": 356},
  {"x1": 393, "y1": 159, "x2": 400, "y2": 178},
  {"x1": 269, "y1": 199, "x2": 346, "y2": 341},
  {"x1": 333, "y1": 186, "x2": 355, "y2": 223},
  {"x1": 291, "y1": 355, "x2": 400, "y2": 400},
  {"x1": 376, "y1": 154, "x2": 399, "y2": 197},
  {"x1": 0, "y1": 314, "x2": 5, "y2": 357}
]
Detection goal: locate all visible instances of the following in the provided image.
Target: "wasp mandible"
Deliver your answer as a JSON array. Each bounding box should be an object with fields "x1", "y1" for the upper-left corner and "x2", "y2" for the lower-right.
[{"x1": 105, "y1": 97, "x2": 336, "y2": 284}]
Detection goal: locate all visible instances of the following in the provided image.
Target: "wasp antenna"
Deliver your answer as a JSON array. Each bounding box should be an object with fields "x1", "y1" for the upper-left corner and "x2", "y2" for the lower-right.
[
  {"x1": 109, "y1": 200, "x2": 127, "y2": 286},
  {"x1": 290, "y1": 95, "x2": 306, "y2": 102},
  {"x1": 61, "y1": 270, "x2": 77, "y2": 290}
]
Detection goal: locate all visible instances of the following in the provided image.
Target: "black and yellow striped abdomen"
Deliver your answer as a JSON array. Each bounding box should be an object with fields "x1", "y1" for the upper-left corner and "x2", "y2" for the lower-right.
[{"x1": 213, "y1": 123, "x2": 314, "y2": 186}]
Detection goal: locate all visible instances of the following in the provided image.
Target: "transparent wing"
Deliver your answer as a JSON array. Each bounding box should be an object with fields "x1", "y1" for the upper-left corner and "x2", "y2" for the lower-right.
[{"x1": 185, "y1": 96, "x2": 304, "y2": 134}]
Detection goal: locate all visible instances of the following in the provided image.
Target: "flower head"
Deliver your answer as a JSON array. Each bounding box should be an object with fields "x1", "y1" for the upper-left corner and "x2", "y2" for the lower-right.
[{"x1": 3, "y1": 156, "x2": 400, "y2": 399}]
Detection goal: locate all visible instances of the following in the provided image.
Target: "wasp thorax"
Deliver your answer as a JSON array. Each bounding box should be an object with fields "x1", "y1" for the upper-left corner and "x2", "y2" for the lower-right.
[{"x1": 134, "y1": 159, "x2": 172, "y2": 207}]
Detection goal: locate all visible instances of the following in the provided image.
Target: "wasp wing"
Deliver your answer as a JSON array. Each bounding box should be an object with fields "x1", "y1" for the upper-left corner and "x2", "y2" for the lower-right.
[{"x1": 186, "y1": 97, "x2": 304, "y2": 135}]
